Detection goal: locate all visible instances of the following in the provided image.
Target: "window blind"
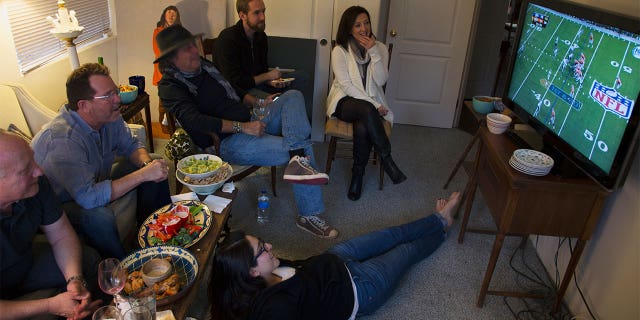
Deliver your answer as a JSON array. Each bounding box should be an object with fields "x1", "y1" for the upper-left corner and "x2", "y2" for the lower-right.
[{"x1": 5, "y1": 0, "x2": 112, "y2": 74}]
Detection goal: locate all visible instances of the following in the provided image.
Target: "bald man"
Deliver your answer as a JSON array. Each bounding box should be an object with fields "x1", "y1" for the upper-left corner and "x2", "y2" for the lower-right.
[{"x1": 0, "y1": 130, "x2": 102, "y2": 319}]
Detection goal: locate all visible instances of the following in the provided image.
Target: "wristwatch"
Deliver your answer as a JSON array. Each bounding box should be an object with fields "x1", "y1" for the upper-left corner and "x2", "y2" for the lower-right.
[{"x1": 232, "y1": 121, "x2": 242, "y2": 134}]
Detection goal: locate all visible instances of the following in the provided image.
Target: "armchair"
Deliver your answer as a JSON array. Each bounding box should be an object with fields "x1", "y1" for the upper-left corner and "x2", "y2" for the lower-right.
[{"x1": 0, "y1": 82, "x2": 143, "y2": 242}]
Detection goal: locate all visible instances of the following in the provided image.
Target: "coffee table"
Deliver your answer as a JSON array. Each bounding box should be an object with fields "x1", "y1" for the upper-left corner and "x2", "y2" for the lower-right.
[{"x1": 156, "y1": 188, "x2": 237, "y2": 319}]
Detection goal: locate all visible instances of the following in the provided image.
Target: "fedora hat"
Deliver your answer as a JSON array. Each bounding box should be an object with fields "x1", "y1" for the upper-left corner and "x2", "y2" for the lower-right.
[{"x1": 153, "y1": 25, "x2": 203, "y2": 63}]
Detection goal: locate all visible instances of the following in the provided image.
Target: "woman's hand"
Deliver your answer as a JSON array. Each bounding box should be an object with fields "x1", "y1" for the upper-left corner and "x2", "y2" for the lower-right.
[
  {"x1": 353, "y1": 33, "x2": 376, "y2": 50},
  {"x1": 378, "y1": 105, "x2": 389, "y2": 116}
]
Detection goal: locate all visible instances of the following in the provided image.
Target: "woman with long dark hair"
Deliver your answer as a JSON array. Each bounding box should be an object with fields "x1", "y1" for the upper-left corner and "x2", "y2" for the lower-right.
[
  {"x1": 210, "y1": 192, "x2": 460, "y2": 319},
  {"x1": 326, "y1": 6, "x2": 406, "y2": 201}
]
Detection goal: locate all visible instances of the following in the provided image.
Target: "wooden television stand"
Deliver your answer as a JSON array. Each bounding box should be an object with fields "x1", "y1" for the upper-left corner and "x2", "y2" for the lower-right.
[{"x1": 458, "y1": 126, "x2": 609, "y2": 313}]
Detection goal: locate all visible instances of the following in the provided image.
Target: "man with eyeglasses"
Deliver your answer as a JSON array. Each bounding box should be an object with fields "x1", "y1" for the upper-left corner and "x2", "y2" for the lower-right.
[{"x1": 32, "y1": 63, "x2": 171, "y2": 259}]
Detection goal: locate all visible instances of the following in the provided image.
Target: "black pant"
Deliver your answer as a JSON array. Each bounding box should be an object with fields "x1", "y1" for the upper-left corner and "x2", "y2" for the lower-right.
[{"x1": 333, "y1": 97, "x2": 391, "y2": 171}]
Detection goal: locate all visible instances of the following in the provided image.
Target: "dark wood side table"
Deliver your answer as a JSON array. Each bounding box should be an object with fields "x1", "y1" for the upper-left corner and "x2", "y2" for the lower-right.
[
  {"x1": 458, "y1": 127, "x2": 609, "y2": 312},
  {"x1": 120, "y1": 92, "x2": 154, "y2": 153},
  {"x1": 158, "y1": 188, "x2": 237, "y2": 319}
]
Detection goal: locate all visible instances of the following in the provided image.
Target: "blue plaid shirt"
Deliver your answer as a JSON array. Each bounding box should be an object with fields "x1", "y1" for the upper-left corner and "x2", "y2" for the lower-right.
[{"x1": 32, "y1": 105, "x2": 144, "y2": 208}]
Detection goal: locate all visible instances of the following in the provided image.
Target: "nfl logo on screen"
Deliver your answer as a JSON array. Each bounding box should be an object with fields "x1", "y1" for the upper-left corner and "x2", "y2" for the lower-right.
[
  {"x1": 531, "y1": 12, "x2": 548, "y2": 27},
  {"x1": 590, "y1": 80, "x2": 634, "y2": 119}
]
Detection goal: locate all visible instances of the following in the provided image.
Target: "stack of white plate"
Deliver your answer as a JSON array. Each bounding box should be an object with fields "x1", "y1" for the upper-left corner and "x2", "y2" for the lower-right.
[
  {"x1": 509, "y1": 149, "x2": 554, "y2": 176},
  {"x1": 486, "y1": 113, "x2": 512, "y2": 134}
]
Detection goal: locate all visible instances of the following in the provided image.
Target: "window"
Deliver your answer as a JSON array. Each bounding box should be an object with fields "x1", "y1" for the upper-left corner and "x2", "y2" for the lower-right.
[{"x1": 5, "y1": 0, "x2": 112, "y2": 74}]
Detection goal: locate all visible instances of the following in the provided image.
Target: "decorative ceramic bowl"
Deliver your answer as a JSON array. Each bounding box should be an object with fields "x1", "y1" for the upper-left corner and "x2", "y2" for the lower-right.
[
  {"x1": 119, "y1": 245, "x2": 198, "y2": 306},
  {"x1": 473, "y1": 96, "x2": 496, "y2": 114},
  {"x1": 141, "y1": 258, "x2": 172, "y2": 287},
  {"x1": 119, "y1": 84, "x2": 138, "y2": 104},
  {"x1": 177, "y1": 154, "x2": 223, "y2": 180},
  {"x1": 176, "y1": 163, "x2": 233, "y2": 195}
]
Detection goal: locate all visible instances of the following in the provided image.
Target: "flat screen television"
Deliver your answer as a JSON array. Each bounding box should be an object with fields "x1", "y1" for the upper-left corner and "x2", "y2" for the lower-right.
[{"x1": 503, "y1": 0, "x2": 640, "y2": 191}]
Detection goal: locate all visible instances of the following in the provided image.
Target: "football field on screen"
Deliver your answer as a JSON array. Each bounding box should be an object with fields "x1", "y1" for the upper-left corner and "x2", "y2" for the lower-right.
[{"x1": 508, "y1": 5, "x2": 640, "y2": 173}]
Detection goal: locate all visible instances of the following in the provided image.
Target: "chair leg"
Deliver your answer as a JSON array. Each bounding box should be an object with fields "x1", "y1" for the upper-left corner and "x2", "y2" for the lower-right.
[
  {"x1": 378, "y1": 154, "x2": 384, "y2": 190},
  {"x1": 270, "y1": 166, "x2": 277, "y2": 197},
  {"x1": 325, "y1": 136, "x2": 338, "y2": 174}
]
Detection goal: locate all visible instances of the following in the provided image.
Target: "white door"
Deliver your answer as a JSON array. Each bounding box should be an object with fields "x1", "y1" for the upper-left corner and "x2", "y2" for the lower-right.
[{"x1": 386, "y1": 0, "x2": 476, "y2": 127}]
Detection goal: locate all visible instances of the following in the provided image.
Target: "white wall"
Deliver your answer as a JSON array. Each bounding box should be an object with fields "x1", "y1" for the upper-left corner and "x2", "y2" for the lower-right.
[
  {"x1": 533, "y1": 2, "x2": 640, "y2": 319},
  {"x1": 0, "y1": 2, "x2": 118, "y2": 111}
]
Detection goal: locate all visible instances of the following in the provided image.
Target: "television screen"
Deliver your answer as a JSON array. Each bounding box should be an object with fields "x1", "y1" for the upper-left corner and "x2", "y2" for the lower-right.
[{"x1": 504, "y1": 0, "x2": 640, "y2": 190}]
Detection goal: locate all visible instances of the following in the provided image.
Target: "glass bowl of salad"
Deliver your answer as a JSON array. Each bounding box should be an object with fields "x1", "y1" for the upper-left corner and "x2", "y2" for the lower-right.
[{"x1": 177, "y1": 154, "x2": 223, "y2": 180}]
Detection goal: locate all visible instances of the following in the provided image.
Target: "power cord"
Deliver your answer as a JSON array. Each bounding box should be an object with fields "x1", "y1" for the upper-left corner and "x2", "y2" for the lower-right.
[
  {"x1": 503, "y1": 240, "x2": 576, "y2": 319},
  {"x1": 568, "y1": 239, "x2": 598, "y2": 320}
]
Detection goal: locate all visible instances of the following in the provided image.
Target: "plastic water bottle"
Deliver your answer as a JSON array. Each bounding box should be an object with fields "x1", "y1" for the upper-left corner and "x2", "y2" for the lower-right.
[{"x1": 257, "y1": 190, "x2": 270, "y2": 224}]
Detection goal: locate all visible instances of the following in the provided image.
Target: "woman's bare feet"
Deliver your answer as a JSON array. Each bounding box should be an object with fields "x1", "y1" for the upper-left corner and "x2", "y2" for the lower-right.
[{"x1": 436, "y1": 192, "x2": 461, "y2": 228}]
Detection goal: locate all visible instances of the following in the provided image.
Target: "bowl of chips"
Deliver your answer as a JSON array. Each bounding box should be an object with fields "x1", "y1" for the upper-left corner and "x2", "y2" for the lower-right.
[
  {"x1": 176, "y1": 162, "x2": 233, "y2": 195},
  {"x1": 119, "y1": 84, "x2": 138, "y2": 104}
]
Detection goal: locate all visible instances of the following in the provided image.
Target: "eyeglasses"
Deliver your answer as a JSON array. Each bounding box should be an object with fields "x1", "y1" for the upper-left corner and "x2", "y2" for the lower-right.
[
  {"x1": 92, "y1": 90, "x2": 120, "y2": 101},
  {"x1": 252, "y1": 238, "x2": 266, "y2": 264}
]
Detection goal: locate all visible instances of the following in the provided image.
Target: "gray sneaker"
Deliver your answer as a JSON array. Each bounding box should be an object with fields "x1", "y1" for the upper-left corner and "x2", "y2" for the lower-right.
[
  {"x1": 283, "y1": 156, "x2": 329, "y2": 185},
  {"x1": 296, "y1": 215, "x2": 338, "y2": 239}
]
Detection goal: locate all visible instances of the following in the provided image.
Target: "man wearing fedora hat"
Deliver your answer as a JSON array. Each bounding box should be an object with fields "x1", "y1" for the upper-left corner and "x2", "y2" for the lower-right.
[{"x1": 156, "y1": 25, "x2": 338, "y2": 239}]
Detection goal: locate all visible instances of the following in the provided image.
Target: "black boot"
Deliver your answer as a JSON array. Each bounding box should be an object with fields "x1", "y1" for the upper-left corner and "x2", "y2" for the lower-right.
[
  {"x1": 381, "y1": 155, "x2": 407, "y2": 184},
  {"x1": 348, "y1": 167, "x2": 364, "y2": 201}
]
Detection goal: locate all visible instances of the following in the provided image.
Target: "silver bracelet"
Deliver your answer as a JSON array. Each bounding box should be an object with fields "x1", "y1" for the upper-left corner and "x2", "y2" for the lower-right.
[{"x1": 232, "y1": 121, "x2": 242, "y2": 134}]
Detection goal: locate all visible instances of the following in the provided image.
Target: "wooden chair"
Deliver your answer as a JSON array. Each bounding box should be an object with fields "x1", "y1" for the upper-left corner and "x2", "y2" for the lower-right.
[
  {"x1": 324, "y1": 43, "x2": 394, "y2": 190},
  {"x1": 166, "y1": 112, "x2": 277, "y2": 196}
]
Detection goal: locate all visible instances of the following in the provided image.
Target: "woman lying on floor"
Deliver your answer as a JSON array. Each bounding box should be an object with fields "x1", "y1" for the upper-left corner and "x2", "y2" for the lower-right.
[{"x1": 209, "y1": 192, "x2": 461, "y2": 320}]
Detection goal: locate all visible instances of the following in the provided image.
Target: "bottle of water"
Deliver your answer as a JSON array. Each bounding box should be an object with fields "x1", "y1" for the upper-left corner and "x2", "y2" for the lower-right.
[{"x1": 257, "y1": 190, "x2": 270, "y2": 224}]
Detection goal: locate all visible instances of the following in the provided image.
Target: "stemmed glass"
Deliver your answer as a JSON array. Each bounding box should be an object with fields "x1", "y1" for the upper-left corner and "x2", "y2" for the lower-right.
[
  {"x1": 252, "y1": 99, "x2": 270, "y2": 122},
  {"x1": 97, "y1": 258, "x2": 127, "y2": 304}
]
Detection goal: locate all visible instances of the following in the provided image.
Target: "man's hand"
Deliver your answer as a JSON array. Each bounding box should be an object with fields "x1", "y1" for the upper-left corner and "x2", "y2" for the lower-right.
[
  {"x1": 241, "y1": 121, "x2": 266, "y2": 137},
  {"x1": 139, "y1": 159, "x2": 169, "y2": 183},
  {"x1": 66, "y1": 279, "x2": 102, "y2": 317},
  {"x1": 265, "y1": 93, "x2": 280, "y2": 105},
  {"x1": 378, "y1": 105, "x2": 389, "y2": 116},
  {"x1": 266, "y1": 68, "x2": 282, "y2": 81},
  {"x1": 47, "y1": 291, "x2": 99, "y2": 320}
]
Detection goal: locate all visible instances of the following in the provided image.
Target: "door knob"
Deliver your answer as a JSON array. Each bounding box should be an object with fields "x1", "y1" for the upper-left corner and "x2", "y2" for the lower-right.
[
  {"x1": 390, "y1": 29, "x2": 397, "y2": 37},
  {"x1": 320, "y1": 38, "x2": 328, "y2": 46}
]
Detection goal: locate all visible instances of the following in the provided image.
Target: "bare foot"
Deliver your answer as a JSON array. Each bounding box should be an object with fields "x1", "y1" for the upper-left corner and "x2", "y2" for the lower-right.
[
  {"x1": 437, "y1": 192, "x2": 461, "y2": 228},
  {"x1": 435, "y1": 198, "x2": 447, "y2": 212}
]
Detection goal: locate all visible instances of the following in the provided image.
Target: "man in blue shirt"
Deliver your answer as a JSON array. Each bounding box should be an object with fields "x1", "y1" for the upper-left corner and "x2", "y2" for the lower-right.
[
  {"x1": 32, "y1": 63, "x2": 171, "y2": 259},
  {"x1": 0, "y1": 130, "x2": 102, "y2": 319}
]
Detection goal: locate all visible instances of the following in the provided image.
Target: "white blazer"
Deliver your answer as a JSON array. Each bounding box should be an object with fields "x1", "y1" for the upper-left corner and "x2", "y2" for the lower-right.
[{"x1": 325, "y1": 41, "x2": 393, "y2": 124}]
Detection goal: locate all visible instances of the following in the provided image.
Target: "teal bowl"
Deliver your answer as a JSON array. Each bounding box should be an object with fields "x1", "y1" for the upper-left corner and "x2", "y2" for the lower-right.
[
  {"x1": 119, "y1": 85, "x2": 138, "y2": 104},
  {"x1": 472, "y1": 96, "x2": 496, "y2": 114}
]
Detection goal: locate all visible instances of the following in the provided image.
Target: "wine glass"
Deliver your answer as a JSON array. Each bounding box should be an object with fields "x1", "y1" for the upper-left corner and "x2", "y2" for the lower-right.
[
  {"x1": 252, "y1": 99, "x2": 270, "y2": 122},
  {"x1": 123, "y1": 306, "x2": 152, "y2": 320},
  {"x1": 93, "y1": 305, "x2": 122, "y2": 320},
  {"x1": 98, "y1": 258, "x2": 127, "y2": 303}
]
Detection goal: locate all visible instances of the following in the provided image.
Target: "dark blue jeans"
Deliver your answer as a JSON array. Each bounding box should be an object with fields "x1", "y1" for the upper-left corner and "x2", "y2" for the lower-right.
[
  {"x1": 326, "y1": 214, "x2": 446, "y2": 316},
  {"x1": 65, "y1": 156, "x2": 171, "y2": 259}
]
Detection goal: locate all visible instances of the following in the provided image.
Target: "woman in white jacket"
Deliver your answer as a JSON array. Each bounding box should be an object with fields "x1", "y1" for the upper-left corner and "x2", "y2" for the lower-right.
[{"x1": 326, "y1": 6, "x2": 406, "y2": 201}]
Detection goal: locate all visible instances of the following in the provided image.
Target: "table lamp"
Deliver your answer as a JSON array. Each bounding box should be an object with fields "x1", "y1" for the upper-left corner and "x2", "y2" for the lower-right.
[{"x1": 46, "y1": 0, "x2": 84, "y2": 70}]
